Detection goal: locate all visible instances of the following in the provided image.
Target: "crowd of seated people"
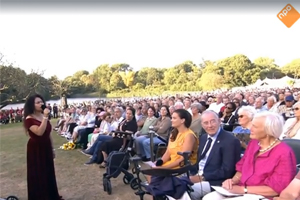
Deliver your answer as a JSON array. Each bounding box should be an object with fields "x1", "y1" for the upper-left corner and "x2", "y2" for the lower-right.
[
  {"x1": 48, "y1": 87, "x2": 300, "y2": 200},
  {"x1": 0, "y1": 107, "x2": 23, "y2": 124}
]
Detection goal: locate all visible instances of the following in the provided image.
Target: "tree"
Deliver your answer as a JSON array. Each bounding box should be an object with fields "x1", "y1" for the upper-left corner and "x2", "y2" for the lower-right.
[
  {"x1": 281, "y1": 59, "x2": 300, "y2": 78},
  {"x1": 48, "y1": 75, "x2": 71, "y2": 98},
  {"x1": 199, "y1": 73, "x2": 224, "y2": 91}
]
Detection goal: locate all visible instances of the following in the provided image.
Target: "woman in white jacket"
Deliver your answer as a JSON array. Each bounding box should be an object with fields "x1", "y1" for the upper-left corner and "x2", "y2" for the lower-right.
[{"x1": 280, "y1": 102, "x2": 300, "y2": 140}]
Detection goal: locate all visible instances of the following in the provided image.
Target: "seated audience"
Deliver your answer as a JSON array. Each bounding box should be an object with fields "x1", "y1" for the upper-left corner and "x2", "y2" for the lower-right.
[
  {"x1": 88, "y1": 112, "x2": 112, "y2": 149},
  {"x1": 203, "y1": 111, "x2": 297, "y2": 200},
  {"x1": 82, "y1": 107, "x2": 124, "y2": 165},
  {"x1": 135, "y1": 105, "x2": 172, "y2": 161},
  {"x1": 98, "y1": 107, "x2": 137, "y2": 168}
]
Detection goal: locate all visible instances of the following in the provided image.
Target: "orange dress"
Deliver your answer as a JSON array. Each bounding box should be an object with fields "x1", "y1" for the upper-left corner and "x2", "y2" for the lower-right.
[{"x1": 162, "y1": 129, "x2": 198, "y2": 169}]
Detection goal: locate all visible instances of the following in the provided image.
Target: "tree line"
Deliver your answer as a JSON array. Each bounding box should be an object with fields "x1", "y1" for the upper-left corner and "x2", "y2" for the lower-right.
[{"x1": 0, "y1": 53, "x2": 300, "y2": 107}]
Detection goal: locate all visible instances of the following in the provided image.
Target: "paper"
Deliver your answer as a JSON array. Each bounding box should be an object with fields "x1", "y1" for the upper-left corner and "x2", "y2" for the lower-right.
[
  {"x1": 143, "y1": 161, "x2": 156, "y2": 168},
  {"x1": 211, "y1": 186, "x2": 243, "y2": 197},
  {"x1": 166, "y1": 192, "x2": 191, "y2": 200}
]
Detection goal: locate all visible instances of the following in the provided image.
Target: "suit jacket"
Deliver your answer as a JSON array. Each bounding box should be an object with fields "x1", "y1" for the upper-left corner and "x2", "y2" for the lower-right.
[{"x1": 194, "y1": 128, "x2": 241, "y2": 186}]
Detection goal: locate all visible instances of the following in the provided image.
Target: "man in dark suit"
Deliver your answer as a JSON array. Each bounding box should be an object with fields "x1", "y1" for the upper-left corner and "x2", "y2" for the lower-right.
[{"x1": 189, "y1": 110, "x2": 241, "y2": 200}]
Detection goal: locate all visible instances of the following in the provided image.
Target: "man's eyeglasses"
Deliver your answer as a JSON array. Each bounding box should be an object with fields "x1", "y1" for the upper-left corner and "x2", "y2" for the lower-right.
[
  {"x1": 292, "y1": 107, "x2": 300, "y2": 111},
  {"x1": 226, "y1": 107, "x2": 233, "y2": 110},
  {"x1": 238, "y1": 115, "x2": 244, "y2": 118}
]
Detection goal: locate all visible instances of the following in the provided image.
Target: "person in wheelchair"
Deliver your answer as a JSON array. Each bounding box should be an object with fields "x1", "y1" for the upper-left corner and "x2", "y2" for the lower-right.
[
  {"x1": 97, "y1": 107, "x2": 138, "y2": 168},
  {"x1": 135, "y1": 105, "x2": 172, "y2": 161}
]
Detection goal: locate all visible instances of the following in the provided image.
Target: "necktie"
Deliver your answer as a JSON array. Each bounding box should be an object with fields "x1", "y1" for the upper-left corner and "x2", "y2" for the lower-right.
[{"x1": 199, "y1": 138, "x2": 213, "y2": 161}]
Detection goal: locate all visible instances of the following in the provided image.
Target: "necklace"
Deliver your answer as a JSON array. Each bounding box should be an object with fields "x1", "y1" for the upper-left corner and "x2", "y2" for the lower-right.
[{"x1": 258, "y1": 139, "x2": 278, "y2": 153}]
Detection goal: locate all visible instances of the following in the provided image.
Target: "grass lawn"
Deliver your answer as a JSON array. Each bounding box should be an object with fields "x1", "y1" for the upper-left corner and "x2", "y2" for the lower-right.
[{"x1": 0, "y1": 121, "x2": 150, "y2": 200}]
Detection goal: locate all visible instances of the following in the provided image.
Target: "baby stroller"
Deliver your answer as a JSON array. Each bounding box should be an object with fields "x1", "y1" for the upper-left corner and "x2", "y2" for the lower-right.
[
  {"x1": 0, "y1": 196, "x2": 18, "y2": 200},
  {"x1": 130, "y1": 151, "x2": 194, "y2": 200},
  {"x1": 102, "y1": 131, "x2": 136, "y2": 195}
]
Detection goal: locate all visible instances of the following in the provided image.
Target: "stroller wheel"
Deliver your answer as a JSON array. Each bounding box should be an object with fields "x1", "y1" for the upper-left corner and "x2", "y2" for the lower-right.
[
  {"x1": 106, "y1": 179, "x2": 112, "y2": 195},
  {"x1": 7, "y1": 196, "x2": 19, "y2": 200},
  {"x1": 103, "y1": 178, "x2": 107, "y2": 192},
  {"x1": 132, "y1": 167, "x2": 136, "y2": 174},
  {"x1": 123, "y1": 174, "x2": 134, "y2": 185},
  {"x1": 130, "y1": 178, "x2": 140, "y2": 190}
]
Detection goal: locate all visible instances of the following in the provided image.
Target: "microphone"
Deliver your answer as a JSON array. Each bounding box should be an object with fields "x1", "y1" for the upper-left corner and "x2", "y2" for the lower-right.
[
  {"x1": 41, "y1": 105, "x2": 46, "y2": 110},
  {"x1": 155, "y1": 159, "x2": 163, "y2": 166}
]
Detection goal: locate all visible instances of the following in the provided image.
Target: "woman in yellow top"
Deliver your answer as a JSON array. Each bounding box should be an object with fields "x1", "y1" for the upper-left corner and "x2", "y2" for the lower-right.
[{"x1": 155, "y1": 109, "x2": 199, "y2": 169}]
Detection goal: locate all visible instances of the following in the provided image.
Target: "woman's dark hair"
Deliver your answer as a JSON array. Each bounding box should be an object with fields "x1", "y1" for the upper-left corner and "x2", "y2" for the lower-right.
[
  {"x1": 160, "y1": 105, "x2": 171, "y2": 118},
  {"x1": 96, "y1": 107, "x2": 104, "y2": 113},
  {"x1": 148, "y1": 106, "x2": 156, "y2": 115},
  {"x1": 170, "y1": 109, "x2": 192, "y2": 142},
  {"x1": 23, "y1": 94, "x2": 46, "y2": 133},
  {"x1": 226, "y1": 102, "x2": 237, "y2": 111},
  {"x1": 126, "y1": 106, "x2": 136, "y2": 121}
]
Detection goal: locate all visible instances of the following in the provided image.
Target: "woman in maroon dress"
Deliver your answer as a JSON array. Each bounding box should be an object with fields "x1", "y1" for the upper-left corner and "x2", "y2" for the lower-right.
[{"x1": 23, "y1": 94, "x2": 63, "y2": 200}]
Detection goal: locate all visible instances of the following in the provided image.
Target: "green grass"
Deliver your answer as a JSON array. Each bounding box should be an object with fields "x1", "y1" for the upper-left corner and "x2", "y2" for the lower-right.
[{"x1": 0, "y1": 121, "x2": 145, "y2": 200}]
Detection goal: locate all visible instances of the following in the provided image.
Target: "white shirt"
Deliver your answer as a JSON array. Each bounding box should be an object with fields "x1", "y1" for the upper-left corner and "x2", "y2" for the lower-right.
[
  {"x1": 280, "y1": 118, "x2": 300, "y2": 140},
  {"x1": 208, "y1": 103, "x2": 224, "y2": 113},
  {"x1": 198, "y1": 128, "x2": 221, "y2": 175},
  {"x1": 85, "y1": 113, "x2": 96, "y2": 128},
  {"x1": 110, "y1": 117, "x2": 124, "y2": 131}
]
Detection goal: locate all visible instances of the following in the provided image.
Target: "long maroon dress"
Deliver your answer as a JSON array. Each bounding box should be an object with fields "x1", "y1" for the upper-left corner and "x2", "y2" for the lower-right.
[{"x1": 24, "y1": 118, "x2": 62, "y2": 200}]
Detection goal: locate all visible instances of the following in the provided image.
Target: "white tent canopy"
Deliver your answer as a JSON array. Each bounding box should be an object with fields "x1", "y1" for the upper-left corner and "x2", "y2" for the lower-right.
[{"x1": 247, "y1": 76, "x2": 299, "y2": 88}]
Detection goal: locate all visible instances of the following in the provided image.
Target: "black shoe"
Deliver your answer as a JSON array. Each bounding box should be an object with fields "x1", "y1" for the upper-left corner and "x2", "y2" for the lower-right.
[
  {"x1": 142, "y1": 157, "x2": 150, "y2": 162},
  {"x1": 84, "y1": 160, "x2": 95, "y2": 165}
]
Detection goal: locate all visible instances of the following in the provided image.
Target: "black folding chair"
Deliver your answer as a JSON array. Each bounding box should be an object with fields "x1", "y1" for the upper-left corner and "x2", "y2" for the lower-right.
[
  {"x1": 130, "y1": 151, "x2": 194, "y2": 200},
  {"x1": 282, "y1": 139, "x2": 300, "y2": 172}
]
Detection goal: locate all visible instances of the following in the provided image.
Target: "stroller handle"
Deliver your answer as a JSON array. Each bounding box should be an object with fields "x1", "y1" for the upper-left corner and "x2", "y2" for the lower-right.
[
  {"x1": 111, "y1": 131, "x2": 133, "y2": 137},
  {"x1": 148, "y1": 130, "x2": 168, "y2": 143}
]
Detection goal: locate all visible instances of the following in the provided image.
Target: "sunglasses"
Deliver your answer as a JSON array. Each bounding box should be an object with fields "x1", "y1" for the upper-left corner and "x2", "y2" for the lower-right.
[
  {"x1": 292, "y1": 107, "x2": 300, "y2": 111},
  {"x1": 226, "y1": 107, "x2": 233, "y2": 110},
  {"x1": 238, "y1": 115, "x2": 244, "y2": 118}
]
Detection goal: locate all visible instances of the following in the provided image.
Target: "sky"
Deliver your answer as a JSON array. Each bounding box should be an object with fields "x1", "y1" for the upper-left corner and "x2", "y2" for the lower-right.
[{"x1": 0, "y1": 1, "x2": 300, "y2": 80}]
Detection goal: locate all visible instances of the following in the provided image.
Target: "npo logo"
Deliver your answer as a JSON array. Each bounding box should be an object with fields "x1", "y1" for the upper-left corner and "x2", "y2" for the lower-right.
[{"x1": 277, "y1": 4, "x2": 300, "y2": 28}]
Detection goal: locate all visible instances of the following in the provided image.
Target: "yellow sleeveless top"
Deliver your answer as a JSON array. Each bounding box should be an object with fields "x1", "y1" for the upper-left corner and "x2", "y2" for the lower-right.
[{"x1": 162, "y1": 128, "x2": 199, "y2": 169}]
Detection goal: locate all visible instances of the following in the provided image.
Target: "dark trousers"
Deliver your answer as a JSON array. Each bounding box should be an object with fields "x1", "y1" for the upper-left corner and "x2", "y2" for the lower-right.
[
  {"x1": 53, "y1": 111, "x2": 58, "y2": 118},
  {"x1": 68, "y1": 123, "x2": 78, "y2": 135},
  {"x1": 78, "y1": 127, "x2": 94, "y2": 149}
]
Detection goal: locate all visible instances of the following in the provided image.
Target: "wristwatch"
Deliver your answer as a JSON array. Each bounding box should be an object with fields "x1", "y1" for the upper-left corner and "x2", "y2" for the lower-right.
[{"x1": 244, "y1": 186, "x2": 248, "y2": 194}]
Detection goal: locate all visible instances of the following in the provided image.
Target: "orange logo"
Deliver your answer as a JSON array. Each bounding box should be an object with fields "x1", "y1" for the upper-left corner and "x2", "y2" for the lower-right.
[{"x1": 277, "y1": 4, "x2": 300, "y2": 28}]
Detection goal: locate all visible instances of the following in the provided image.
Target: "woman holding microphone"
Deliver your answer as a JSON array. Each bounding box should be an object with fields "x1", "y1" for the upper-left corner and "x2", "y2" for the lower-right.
[{"x1": 23, "y1": 94, "x2": 63, "y2": 200}]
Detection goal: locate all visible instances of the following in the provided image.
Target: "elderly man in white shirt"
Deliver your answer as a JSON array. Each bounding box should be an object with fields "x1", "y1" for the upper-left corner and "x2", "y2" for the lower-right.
[{"x1": 208, "y1": 94, "x2": 224, "y2": 113}]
